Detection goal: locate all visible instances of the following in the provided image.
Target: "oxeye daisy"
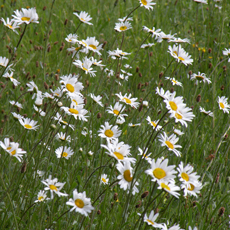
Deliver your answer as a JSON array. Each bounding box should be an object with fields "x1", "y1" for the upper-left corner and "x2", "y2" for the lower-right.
[
  {"x1": 56, "y1": 132, "x2": 71, "y2": 142},
  {"x1": 61, "y1": 105, "x2": 88, "y2": 122},
  {"x1": 73, "y1": 57, "x2": 96, "y2": 77},
  {"x1": 19, "y1": 118, "x2": 39, "y2": 130},
  {"x1": 157, "y1": 181, "x2": 180, "y2": 198},
  {"x1": 65, "y1": 33, "x2": 78, "y2": 44},
  {"x1": 181, "y1": 181, "x2": 202, "y2": 197},
  {"x1": 118, "y1": 16, "x2": 133, "y2": 22},
  {"x1": 66, "y1": 189, "x2": 94, "y2": 216},
  {"x1": 114, "y1": 21, "x2": 132, "y2": 32},
  {"x1": 90, "y1": 93, "x2": 103, "y2": 107},
  {"x1": 142, "y1": 26, "x2": 161, "y2": 38},
  {"x1": 145, "y1": 158, "x2": 176, "y2": 183},
  {"x1": 116, "y1": 92, "x2": 140, "y2": 109},
  {"x1": 98, "y1": 122, "x2": 121, "y2": 141},
  {"x1": 34, "y1": 91, "x2": 43, "y2": 106},
  {"x1": 168, "y1": 37, "x2": 190, "y2": 43},
  {"x1": 33, "y1": 105, "x2": 46, "y2": 117},
  {"x1": 0, "y1": 56, "x2": 9, "y2": 67},
  {"x1": 193, "y1": 0, "x2": 208, "y2": 3},
  {"x1": 222, "y1": 48, "x2": 230, "y2": 62},
  {"x1": 11, "y1": 112, "x2": 23, "y2": 120},
  {"x1": 158, "y1": 132, "x2": 182, "y2": 157},
  {"x1": 1, "y1": 17, "x2": 19, "y2": 34},
  {"x1": 146, "y1": 116, "x2": 162, "y2": 131},
  {"x1": 100, "y1": 174, "x2": 109, "y2": 185},
  {"x1": 116, "y1": 160, "x2": 139, "y2": 195},
  {"x1": 10, "y1": 100, "x2": 23, "y2": 109},
  {"x1": 141, "y1": 43, "x2": 155, "y2": 49},
  {"x1": 106, "y1": 102, "x2": 127, "y2": 120},
  {"x1": 108, "y1": 48, "x2": 131, "y2": 59},
  {"x1": 165, "y1": 77, "x2": 183, "y2": 87},
  {"x1": 12, "y1": 7, "x2": 39, "y2": 25},
  {"x1": 128, "y1": 123, "x2": 141, "y2": 127},
  {"x1": 35, "y1": 190, "x2": 48, "y2": 203},
  {"x1": 199, "y1": 107, "x2": 214, "y2": 117},
  {"x1": 51, "y1": 87, "x2": 63, "y2": 98},
  {"x1": 139, "y1": 0, "x2": 156, "y2": 10},
  {"x1": 42, "y1": 175, "x2": 68, "y2": 199},
  {"x1": 190, "y1": 72, "x2": 211, "y2": 84},
  {"x1": 70, "y1": 94, "x2": 84, "y2": 106},
  {"x1": 73, "y1": 11, "x2": 93, "y2": 25},
  {"x1": 173, "y1": 128, "x2": 184, "y2": 136},
  {"x1": 156, "y1": 32, "x2": 176, "y2": 43},
  {"x1": 138, "y1": 147, "x2": 152, "y2": 162},
  {"x1": 81, "y1": 37, "x2": 103, "y2": 55},
  {"x1": 55, "y1": 146, "x2": 74, "y2": 159},
  {"x1": 142, "y1": 211, "x2": 164, "y2": 228},
  {"x1": 217, "y1": 96, "x2": 230, "y2": 113},
  {"x1": 26, "y1": 81, "x2": 39, "y2": 93},
  {"x1": 53, "y1": 112, "x2": 75, "y2": 130},
  {"x1": 90, "y1": 57, "x2": 105, "y2": 67}
]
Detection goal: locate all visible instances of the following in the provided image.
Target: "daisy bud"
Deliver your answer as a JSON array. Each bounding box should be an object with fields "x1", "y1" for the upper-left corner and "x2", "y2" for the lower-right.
[
  {"x1": 224, "y1": 134, "x2": 228, "y2": 140},
  {"x1": 218, "y1": 207, "x2": 225, "y2": 217},
  {"x1": 158, "y1": 110, "x2": 162, "y2": 115},
  {"x1": 13, "y1": 84, "x2": 16, "y2": 89},
  {"x1": 149, "y1": 52, "x2": 153, "y2": 57},
  {"x1": 141, "y1": 191, "x2": 149, "y2": 199},
  {"x1": 113, "y1": 193, "x2": 118, "y2": 201},
  {"x1": 145, "y1": 82, "x2": 149, "y2": 86},
  {"x1": 64, "y1": 19, "x2": 68, "y2": 25},
  {"x1": 155, "y1": 208, "x2": 159, "y2": 213},
  {"x1": 188, "y1": 70, "x2": 193, "y2": 75},
  {"x1": 55, "y1": 74, "x2": 59, "y2": 81},
  {"x1": 36, "y1": 61, "x2": 39, "y2": 67},
  {"x1": 196, "y1": 94, "x2": 201, "y2": 102},
  {"x1": 43, "y1": 6, "x2": 46, "y2": 10},
  {"x1": 215, "y1": 173, "x2": 220, "y2": 183},
  {"x1": 97, "y1": 113, "x2": 101, "y2": 119},
  {"x1": 23, "y1": 114, "x2": 27, "y2": 118},
  {"x1": 21, "y1": 162, "x2": 27, "y2": 173},
  {"x1": 33, "y1": 75, "x2": 36, "y2": 79},
  {"x1": 84, "y1": 98, "x2": 87, "y2": 104},
  {"x1": 59, "y1": 46, "x2": 64, "y2": 51},
  {"x1": 136, "y1": 67, "x2": 139, "y2": 73},
  {"x1": 220, "y1": 85, "x2": 224, "y2": 91},
  {"x1": 44, "y1": 82, "x2": 49, "y2": 90},
  {"x1": 32, "y1": 113, "x2": 36, "y2": 118},
  {"x1": 26, "y1": 72, "x2": 30, "y2": 78},
  {"x1": 137, "y1": 83, "x2": 141, "y2": 89},
  {"x1": 135, "y1": 200, "x2": 141, "y2": 208},
  {"x1": 57, "y1": 102, "x2": 62, "y2": 107},
  {"x1": 50, "y1": 124, "x2": 56, "y2": 130},
  {"x1": 1, "y1": 84, "x2": 5, "y2": 88},
  {"x1": 17, "y1": 107, "x2": 21, "y2": 113},
  {"x1": 139, "y1": 72, "x2": 142, "y2": 78},
  {"x1": 54, "y1": 41, "x2": 58, "y2": 45},
  {"x1": 111, "y1": 202, "x2": 114, "y2": 208},
  {"x1": 160, "y1": 83, "x2": 164, "y2": 87},
  {"x1": 208, "y1": 48, "x2": 212, "y2": 53},
  {"x1": 208, "y1": 63, "x2": 212, "y2": 69},
  {"x1": 223, "y1": 65, "x2": 227, "y2": 72},
  {"x1": 97, "y1": 210, "x2": 101, "y2": 215}
]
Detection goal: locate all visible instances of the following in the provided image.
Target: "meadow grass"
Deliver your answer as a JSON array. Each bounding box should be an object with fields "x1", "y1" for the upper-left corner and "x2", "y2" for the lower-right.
[{"x1": 0, "y1": 0, "x2": 230, "y2": 229}]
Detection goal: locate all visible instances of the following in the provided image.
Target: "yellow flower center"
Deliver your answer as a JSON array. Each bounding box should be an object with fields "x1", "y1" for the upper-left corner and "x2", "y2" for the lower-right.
[
  {"x1": 10, "y1": 150, "x2": 16, "y2": 155},
  {"x1": 6, "y1": 24, "x2": 13, "y2": 29},
  {"x1": 75, "y1": 199, "x2": 84, "y2": 208},
  {"x1": 153, "y1": 168, "x2": 166, "y2": 179},
  {"x1": 165, "y1": 140, "x2": 174, "y2": 149},
  {"x1": 196, "y1": 75, "x2": 204, "y2": 80},
  {"x1": 151, "y1": 121, "x2": 157, "y2": 127},
  {"x1": 161, "y1": 182, "x2": 170, "y2": 191},
  {"x1": 49, "y1": 185, "x2": 58, "y2": 191},
  {"x1": 175, "y1": 112, "x2": 183, "y2": 119},
  {"x1": 81, "y1": 41, "x2": 87, "y2": 47},
  {"x1": 21, "y1": 17, "x2": 30, "y2": 21},
  {"x1": 147, "y1": 219, "x2": 154, "y2": 225},
  {"x1": 188, "y1": 183, "x2": 195, "y2": 191},
  {"x1": 113, "y1": 151, "x2": 124, "y2": 160},
  {"x1": 73, "y1": 99, "x2": 78, "y2": 105},
  {"x1": 172, "y1": 79, "x2": 177, "y2": 84},
  {"x1": 7, "y1": 147, "x2": 12, "y2": 150},
  {"x1": 173, "y1": 51, "x2": 178, "y2": 56},
  {"x1": 62, "y1": 152, "x2": 68, "y2": 157},
  {"x1": 89, "y1": 44, "x2": 97, "y2": 50},
  {"x1": 102, "y1": 178, "x2": 107, "y2": 183},
  {"x1": 113, "y1": 109, "x2": 120, "y2": 115},
  {"x1": 120, "y1": 26, "x2": 127, "y2": 31},
  {"x1": 219, "y1": 102, "x2": 225, "y2": 109},
  {"x1": 75, "y1": 47, "x2": 80, "y2": 51},
  {"x1": 38, "y1": 196, "x2": 44, "y2": 201},
  {"x1": 105, "y1": 129, "x2": 114, "y2": 137},
  {"x1": 80, "y1": 18, "x2": 85, "y2": 22},
  {"x1": 123, "y1": 169, "x2": 132, "y2": 182},
  {"x1": 181, "y1": 172, "x2": 189, "y2": 181},
  {"x1": 69, "y1": 108, "x2": 79, "y2": 114},
  {"x1": 141, "y1": 0, "x2": 147, "y2": 5},
  {"x1": 24, "y1": 124, "x2": 32, "y2": 129},
  {"x1": 123, "y1": 97, "x2": 131, "y2": 104},
  {"x1": 66, "y1": 83, "x2": 74, "y2": 93},
  {"x1": 82, "y1": 67, "x2": 88, "y2": 71},
  {"x1": 61, "y1": 120, "x2": 68, "y2": 125},
  {"x1": 169, "y1": 101, "x2": 178, "y2": 111},
  {"x1": 178, "y1": 56, "x2": 185, "y2": 61}
]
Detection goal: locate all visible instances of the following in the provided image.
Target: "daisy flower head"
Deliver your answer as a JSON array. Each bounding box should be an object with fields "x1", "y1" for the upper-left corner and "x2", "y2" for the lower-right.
[
  {"x1": 65, "y1": 33, "x2": 78, "y2": 44},
  {"x1": 12, "y1": 7, "x2": 39, "y2": 25},
  {"x1": 33, "y1": 105, "x2": 46, "y2": 117},
  {"x1": 116, "y1": 92, "x2": 140, "y2": 109},
  {"x1": 114, "y1": 21, "x2": 132, "y2": 32},
  {"x1": 11, "y1": 112, "x2": 23, "y2": 120},
  {"x1": 165, "y1": 77, "x2": 183, "y2": 87},
  {"x1": 73, "y1": 11, "x2": 93, "y2": 25},
  {"x1": 139, "y1": 0, "x2": 156, "y2": 10},
  {"x1": 98, "y1": 122, "x2": 121, "y2": 141},
  {"x1": 193, "y1": 0, "x2": 208, "y2": 3},
  {"x1": 142, "y1": 211, "x2": 164, "y2": 228},
  {"x1": 10, "y1": 100, "x2": 23, "y2": 109},
  {"x1": 116, "y1": 160, "x2": 139, "y2": 195},
  {"x1": 141, "y1": 43, "x2": 155, "y2": 49},
  {"x1": 90, "y1": 93, "x2": 103, "y2": 107},
  {"x1": 56, "y1": 132, "x2": 71, "y2": 142},
  {"x1": 145, "y1": 158, "x2": 176, "y2": 183},
  {"x1": 223, "y1": 48, "x2": 230, "y2": 62},
  {"x1": 106, "y1": 102, "x2": 127, "y2": 120},
  {"x1": 146, "y1": 116, "x2": 162, "y2": 131},
  {"x1": 100, "y1": 174, "x2": 109, "y2": 185},
  {"x1": 90, "y1": 57, "x2": 105, "y2": 67},
  {"x1": 158, "y1": 132, "x2": 182, "y2": 157},
  {"x1": 156, "y1": 87, "x2": 173, "y2": 100},
  {"x1": 181, "y1": 181, "x2": 202, "y2": 197},
  {"x1": 35, "y1": 190, "x2": 48, "y2": 203},
  {"x1": 168, "y1": 37, "x2": 190, "y2": 44},
  {"x1": 156, "y1": 32, "x2": 176, "y2": 43},
  {"x1": 168, "y1": 44, "x2": 193, "y2": 66},
  {"x1": 173, "y1": 128, "x2": 184, "y2": 136},
  {"x1": 42, "y1": 175, "x2": 68, "y2": 199},
  {"x1": 138, "y1": 147, "x2": 152, "y2": 162},
  {"x1": 0, "y1": 56, "x2": 9, "y2": 68},
  {"x1": 142, "y1": 26, "x2": 161, "y2": 38},
  {"x1": 157, "y1": 181, "x2": 180, "y2": 198},
  {"x1": 73, "y1": 57, "x2": 96, "y2": 77},
  {"x1": 128, "y1": 123, "x2": 141, "y2": 127},
  {"x1": 81, "y1": 37, "x2": 103, "y2": 55},
  {"x1": 53, "y1": 112, "x2": 75, "y2": 130},
  {"x1": 3, "y1": 71, "x2": 20, "y2": 86},
  {"x1": 118, "y1": 16, "x2": 133, "y2": 22},
  {"x1": 19, "y1": 118, "x2": 39, "y2": 130},
  {"x1": 55, "y1": 146, "x2": 74, "y2": 159},
  {"x1": 61, "y1": 105, "x2": 88, "y2": 122},
  {"x1": 66, "y1": 189, "x2": 94, "y2": 216},
  {"x1": 108, "y1": 48, "x2": 131, "y2": 59},
  {"x1": 26, "y1": 81, "x2": 39, "y2": 93},
  {"x1": 217, "y1": 96, "x2": 230, "y2": 114},
  {"x1": 190, "y1": 72, "x2": 211, "y2": 84},
  {"x1": 199, "y1": 107, "x2": 214, "y2": 117},
  {"x1": 1, "y1": 17, "x2": 19, "y2": 34}
]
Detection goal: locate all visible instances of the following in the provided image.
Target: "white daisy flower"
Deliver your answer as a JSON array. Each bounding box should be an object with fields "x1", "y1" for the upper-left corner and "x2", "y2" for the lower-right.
[
  {"x1": 10, "y1": 100, "x2": 23, "y2": 109},
  {"x1": 108, "y1": 48, "x2": 131, "y2": 59},
  {"x1": 42, "y1": 175, "x2": 68, "y2": 199},
  {"x1": 0, "y1": 56, "x2": 9, "y2": 67},
  {"x1": 222, "y1": 48, "x2": 230, "y2": 62},
  {"x1": 142, "y1": 211, "x2": 164, "y2": 228},
  {"x1": 106, "y1": 102, "x2": 127, "y2": 120},
  {"x1": 19, "y1": 118, "x2": 39, "y2": 130},
  {"x1": 190, "y1": 72, "x2": 211, "y2": 84},
  {"x1": 193, "y1": 0, "x2": 208, "y2": 3},
  {"x1": 157, "y1": 181, "x2": 180, "y2": 198},
  {"x1": 138, "y1": 147, "x2": 152, "y2": 162},
  {"x1": 73, "y1": 11, "x2": 93, "y2": 25},
  {"x1": 100, "y1": 174, "x2": 109, "y2": 185},
  {"x1": 168, "y1": 37, "x2": 190, "y2": 44},
  {"x1": 12, "y1": 7, "x2": 39, "y2": 25},
  {"x1": 141, "y1": 43, "x2": 155, "y2": 48},
  {"x1": 73, "y1": 57, "x2": 96, "y2": 77},
  {"x1": 11, "y1": 112, "x2": 23, "y2": 120},
  {"x1": 217, "y1": 96, "x2": 230, "y2": 114},
  {"x1": 51, "y1": 87, "x2": 64, "y2": 98},
  {"x1": 1, "y1": 17, "x2": 19, "y2": 34},
  {"x1": 81, "y1": 37, "x2": 103, "y2": 55},
  {"x1": 128, "y1": 123, "x2": 141, "y2": 127},
  {"x1": 55, "y1": 146, "x2": 74, "y2": 159},
  {"x1": 116, "y1": 92, "x2": 140, "y2": 109},
  {"x1": 61, "y1": 105, "x2": 88, "y2": 122},
  {"x1": 53, "y1": 112, "x2": 75, "y2": 130},
  {"x1": 35, "y1": 190, "x2": 48, "y2": 203},
  {"x1": 165, "y1": 77, "x2": 183, "y2": 87},
  {"x1": 33, "y1": 105, "x2": 46, "y2": 116},
  {"x1": 56, "y1": 132, "x2": 71, "y2": 142},
  {"x1": 173, "y1": 128, "x2": 184, "y2": 136},
  {"x1": 114, "y1": 21, "x2": 132, "y2": 32},
  {"x1": 98, "y1": 122, "x2": 121, "y2": 141},
  {"x1": 139, "y1": 0, "x2": 156, "y2": 10},
  {"x1": 142, "y1": 26, "x2": 161, "y2": 38},
  {"x1": 91, "y1": 57, "x2": 105, "y2": 67},
  {"x1": 34, "y1": 91, "x2": 43, "y2": 106},
  {"x1": 146, "y1": 116, "x2": 162, "y2": 131},
  {"x1": 88, "y1": 150, "x2": 94, "y2": 156},
  {"x1": 66, "y1": 189, "x2": 94, "y2": 216},
  {"x1": 181, "y1": 181, "x2": 203, "y2": 197},
  {"x1": 158, "y1": 132, "x2": 182, "y2": 157},
  {"x1": 156, "y1": 32, "x2": 176, "y2": 43},
  {"x1": 26, "y1": 81, "x2": 39, "y2": 93},
  {"x1": 65, "y1": 33, "x2": 78, "y2": 44},
  {"x1": 199, "y1": 107, "x2": 214, "y2": 117},
  {"x1": 90, "y1": 93, "x2": 103, "y2": 107}
]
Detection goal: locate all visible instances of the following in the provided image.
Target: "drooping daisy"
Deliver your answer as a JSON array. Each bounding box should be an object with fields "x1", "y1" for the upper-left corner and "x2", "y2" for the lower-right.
[
  {"x1": 128, "y1": 123, "x2": 141, "y2": 127},
  {"x1": 0, "y1": 56, "x2": 9, "y2": 67},
  {"x1": 81, "y1": 37, "x2": 103, "y2": 55},
  {"x1": 10, "y1": 100, "x2": 23, "y2": 109},
  {"x1": 199, "y1": 107, "x2": 214, "y2": 117},
  {"x1": 139, "y1": 0, "x2": 156, "y2": 10},
  {"x1": 118, "y1": 16, "x2": 133, "y2": 22},
  {"x1": 158, "y1": 132, "x2": 182, "y2": 157},
  {"x1": 156, "y1": 87, "x2": 173, "y2": 100},
  {"x1": 142, "y1": 26, "x2": 161, "y2": 38},
  {"x1": 100, "y1": 174, "x2": 109, "y2": 185},
  {"x1": 26, "y1": 81, "x2": 39, "y2": 93},
  {"x1": 42, "y1": 175, "x2": 68, "y2": 199},
  {"x1": 165, "y1": 77, "x2": 183, "y2": 87},
  {"x1": 19, "y1": 118, "x2": 39, "y2": 130},
  {"x1": 116, "y1": 160, "x2": 139, "y2": 195},
  {"x1": 190, "y1": 72, "x2": 211, "y2": 84},
  {"x1": 11, "y1": 112, "x2": 23, "y2": 120},
  {"x1": 114, "y1": 21, "x2": 132, "y2": 32},
  {"x1": 108, "y1": 48, "x2": 131, "y2": 59},
  {"x1": 1, "y1": 17, "x2": 19, "y2": 34},
  {"x1": 73, "y1": 11, "x2": 93, "y2": 25},
  {"x1": 34, "y1": 91, "x2": 43, "y2": 106},
  {"x1": 90, "y1": 57, "x2": 105, "y2": 67},
  {"x1": 33, "y1": 105, "x2": 46, "y2": 116},
  {"x1": 56, "y1": 132, "x2": 71, "y2": 142},
  {"x1": 222, "y1": 48, "x2": 230, "y2": 62},
  {"x1": 55, "y1": 146, "x2": 74, "y2": 159},
  {"x1": 142, "y1": 211, "x2": 164, "y2": 228},
  {"x1": 53, "y1": 112, "x2": 75, "y2": 130},
  {"x1": 217, "y1": 96, "x2": 230, "y2": 113},
  {"x1": 161, "y1": 224, "x2": 183, "y2": 230},
  {"x1": 90, "y1": 93, "x2": 103, "y2": 107},
  {"x1": 181, "y1": 181, "x2": 202, "y2": 197},
  {"x1": 106, "y1": 102, "x2": 127, "y2": 120},
  {"x1": 146, "y1": 116, "x2": 162, "y2": 131},
  {"x1": 66, "y1": 189, "x2": 94, "y2": 216},
  {"x1": 168, "y1": 37, "x2": 190, "y2": 44},
  {"x1": 173, "y1": 128, "x2": 184, "y2": 136},
  {"x1": 12, "y1": 7, "x2": 39, "y2": 25},
  {"x1": 157, "y1": 181, "x2": 180, "y2": 198},
  {"x1": 145, "y1": 158, "x2": 176, "y2": 183},
  {"x1": 73, "y1": 57, "x2": 96, "y2": 77},
  {"x1": 116, "y1": 92, "x2": 140, "y2": 109},
  {"x1": 65, "y1": 33, "x2": 79, "y2": 44},
  {"x1": 51, "y1": 87, "x2": 64, "y2": 98},
  {"x1": 98, "y1": 122, "x2": 121, "y2": 141},
  {"x1": 61, "y1": 105, "x2": 88, "y2": 122},
  {"x1": 156, "y1": 32, "x2": 176, "y2": 43},
  {"x1": 141, "y1": 43, "x2": 155, "y2": 49},
  {"x1": 35, "y1": 190, "x2": 48, "y2": 203},
  {"x1": 43, "y1": 92, "x2": 54, "y2": 100}
]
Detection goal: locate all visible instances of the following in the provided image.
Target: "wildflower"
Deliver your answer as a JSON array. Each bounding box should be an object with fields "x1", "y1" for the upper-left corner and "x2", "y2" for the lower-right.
[
  {"x1": 26, "y1": 81, "x2": 39, "y2": 93},
  {"x1": 157, "y1": 181, "x2": 180, "y2": 198},
  {"x1": 193, "y1": 0, "x2": 208, "y2": 3},
  {"x1": 34, "y1": 91, "x2": 43, "y2": 106},
  {"x1": 108, "y1": 48, "x2": 131, "y2": 59},
  {"x1": 158, "y1": 132, "x2": 182, "y2": 157},
  {"x1": 65, "y1": 33, "x2": 78, "y2": 44},
  {"x1": 35, "y1": 190, "x2": 48, "y2": 203},
  {"x1": 165, "y1": 77, "x2": 183, "y2": 87},
  {"x1": 181, "y1": 181, "x2": 202, "y2": 197},
  {"x1": 138, "y1": 147, "x2": 152, "y2": 162},
  {"x1": 222, "y1": 48, "x2": 230, "y2": 62},
  {"x1": 12, "y1": 7, "x2": 39, "y2": 25},
  {"x1": 142, "y1": 211, "x2": 164, "y2": 228},
  {"x1": 139, "y1": 0, "x2": 156, "y2": 10},
  {"x1": 101, "y1": 174, "x2": 109, "y2": 185},
  {"x1": 66, "y1": 189, "x2": 94, "y2": 216},
  {"x1": 173, "y1": 128, "x2": 184, "y2": 136},
  {"x1": 61, "y1": 105, "x2": 88, "y2": 122},
  {"x1": 10, "y1": 100, "x2": 23, "y2": 109},
  {"x1": 106, "y1": 102, "x2": 127, "y2": 120},
  {"x1": 55, "y1": 146, "x2": 74, "y2": 159},
  {"x1": 11, "y1": 112, "x2": 23, "y2": 120},
  {"x1": 128, "y1": 123, "x2": 141, "y2": 127},
  {"x1": 0, "y1": 56, "x2": 9, "y2": 67},
  {"x1": 73, "y1": 11, "x2": 93, "y2": 25},
  {"x1": 190, "y1": 72, "x2": 211, "y2": 84},
  {"x1": 88, "y1": 150, "x2": 94, "y2": 156},
  {"x1": 33, "y1": 105, "x2": 46, "y2": 116},
  {"x1": 56, "y1": 132, "x2": 71, "y2": 142},
  {"x1": 42, "y1": 175, "x2": 68, "y2": 199},
  {"x1": 19, "y1": 118, "x2": 39, "y2": 130},
  {"x1": 114, "y1": 21, "x2": 132, "y2": 32},
  {"x1": 1, "y1": 17, "x2": 19, "y2": 34},
  {"x1": 116, "y1": 92, "x2": 139, "y2": 109},
  {"x1": 51, "y1": 87, "x2": 63, "y2": 98},
  {"x1": 142, "y1": 26, "x2": 161, "y2": 38},
  {"x1": 168, "y1": 37, "x2": 190, "y2": 43},
  {"x1": 217, "y1": 96, "x2": 230, "y2": 113},
  {"x1": 90, "y1": 93, "x2": 103, "y2": 107},
  {"x1": 91, "y1": 57, "x2": 105, "y2": 67},
  {"x1": 73, "y1": 57, "x2": 96, "y2": 77},
  {"x1": 156, "y1": 32, "x2": 176, "y2": 43},
  {"x1": 98, "y1": 122, "x2": 121, "y2": 141},
  {"x1": 141, "y1": 43, "x2": 155, "y2": 48},
  {"x1": 53, "y1": 112, "x2": 75, "y2": 130},
  {"x1": 146, "y1": 116, "x2": 162, "y2": 131},
  {"x1": 81, "y1": 37, "x2": 103, "y2": 55},
  {"x1": 199, "y1": 107, "x2": 214, "y2": 117}
]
